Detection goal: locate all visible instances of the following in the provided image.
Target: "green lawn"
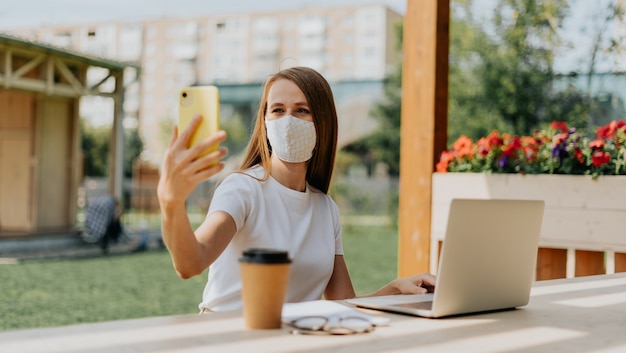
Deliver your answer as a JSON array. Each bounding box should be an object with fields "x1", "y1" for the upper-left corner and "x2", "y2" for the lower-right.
[{"x1": 0, "y1": 224, "x2": 398, "y2": 331}]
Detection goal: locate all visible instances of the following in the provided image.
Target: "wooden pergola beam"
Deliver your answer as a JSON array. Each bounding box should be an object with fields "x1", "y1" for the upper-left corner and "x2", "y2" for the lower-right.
[{"x1": 398, "y1": 0, "x2": 449, "y2": 276}]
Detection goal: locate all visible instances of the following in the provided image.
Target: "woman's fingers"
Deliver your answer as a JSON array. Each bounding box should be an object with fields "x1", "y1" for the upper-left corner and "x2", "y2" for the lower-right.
[
  {"x1": 169, "y1": 123, "x2": 227, "y2": 169},
  {"x1": 175, "y1": 114, "x2": 203, "y2": 150},
  {"x1": 159, "y1": 118, "x2": 228, "y2": 202},
  {"x1": 187, "y1": 146, "x2": 228, "y2": 176},
  {"x1": 189, "y1": 161, "x2": 226, "y2": 184},
  {"x1": 189, "y1": 130, "x2": 227, "y2": 157},
  {"x1": 420, "y1": 273, "x2": 437, "y2": 287},
  {"x1": 393, "y1": 273, "x2": 437, "y2": 295}
]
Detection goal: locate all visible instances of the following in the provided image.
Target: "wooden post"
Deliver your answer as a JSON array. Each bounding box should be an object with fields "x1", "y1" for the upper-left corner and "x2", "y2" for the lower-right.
[
  {"x1": 398, "y1": 0, "x2": 449, "y2": 276},
  {"x1": 109, "y1": 70, "x2": 125, "y2": 202}
]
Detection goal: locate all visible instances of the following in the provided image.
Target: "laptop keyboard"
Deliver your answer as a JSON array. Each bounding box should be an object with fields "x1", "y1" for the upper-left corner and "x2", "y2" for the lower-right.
[{"x1": 392, "y1": 301, "x2": 433, "y2": 310}]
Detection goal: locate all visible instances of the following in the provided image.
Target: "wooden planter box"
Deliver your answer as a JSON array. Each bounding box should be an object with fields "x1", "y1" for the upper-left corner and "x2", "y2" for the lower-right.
[{"x1": 431, "y1": 173, "x2": 626, "y2": 280}]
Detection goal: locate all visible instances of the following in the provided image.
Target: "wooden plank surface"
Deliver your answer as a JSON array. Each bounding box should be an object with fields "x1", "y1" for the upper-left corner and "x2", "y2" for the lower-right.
[{"x1": 2, "y1": 274, "x2": 626, "y2": 353}]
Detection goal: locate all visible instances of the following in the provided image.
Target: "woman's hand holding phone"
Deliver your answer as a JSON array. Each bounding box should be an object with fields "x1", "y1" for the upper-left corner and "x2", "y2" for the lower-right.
[
  {"x1": 158, "y1": 86, "x2": 228, "y2": 209},
  {"x1": 158, "y1": 115, "x2": 228, "y2": 208}
]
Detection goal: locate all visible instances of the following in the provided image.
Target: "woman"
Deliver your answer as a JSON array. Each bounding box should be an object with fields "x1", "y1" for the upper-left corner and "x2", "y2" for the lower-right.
[{"x1": 158, "y1": 66, "x2": 435, "y2": 312}]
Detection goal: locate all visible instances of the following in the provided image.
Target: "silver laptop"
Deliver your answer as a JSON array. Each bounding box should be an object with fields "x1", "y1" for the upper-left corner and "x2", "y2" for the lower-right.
[{"x1": 347, "y1": 198, "x2": 545, "y2": 318}]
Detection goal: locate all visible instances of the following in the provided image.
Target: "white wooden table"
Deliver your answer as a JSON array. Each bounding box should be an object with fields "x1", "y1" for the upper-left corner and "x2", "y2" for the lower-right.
[{"x1": 2, "y1": 273, "x2": 626, "y2": 353}]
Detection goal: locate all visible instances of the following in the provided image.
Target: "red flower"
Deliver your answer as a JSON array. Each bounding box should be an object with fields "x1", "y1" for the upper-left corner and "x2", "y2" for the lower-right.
[
  {"x1": 589, "y1": 139, "x2": 605, "y2": 149},
  {"x1": 597, "y1": 122, "x2": 616, "y2": 139},
  {"x1": 552, "y1": 133, "x2": 568, "y2": 145},
  {"x1": 487, "y1": 131, "x2": 502, "y2": 147},
  {"x1": 453, "y1": 135, "x2": 474, "y2": 159},
  {"x1": 521, "y1": 136, "x2": 539, "y2": 162},
  {"x1": 550, "y1": 121, "x2": 569, "y2": 133},
  {"x1": 476, "y1": 137, "x2": 491, "y2": 156},
  {"x1": 573, "y1": 147, "x2": 584, "y2": 163},
  {"x1": 596, "y1": 125, "x2": 611, "y2": 140},
  {"x1": 436, "y1": 150, "x2": 456, "y2": 173},
  {"x1": 591, "y1": 150, "x2": 611, "y2": 167},
  {"x1": 596, "y1": 120, "x2": 626, "y2": 140},
  {"x1": 502, "y1": 136, "x2": 521, "y2": 158}
]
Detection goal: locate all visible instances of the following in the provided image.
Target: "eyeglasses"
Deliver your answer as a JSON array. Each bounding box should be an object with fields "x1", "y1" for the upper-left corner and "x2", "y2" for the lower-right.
[{"x1": 287, "y1": 316, "x2": 375, "y2": 335}]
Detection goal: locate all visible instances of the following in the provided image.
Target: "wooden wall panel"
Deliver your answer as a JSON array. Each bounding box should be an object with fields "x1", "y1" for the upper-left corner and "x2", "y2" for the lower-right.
[
  {"x1": 0, "y1": 90, "x2": 34, "y2": 231},
  {"x1": 37, "y1": 97, "x2": 72, "y2": 228},
  {"x1": 0, "y1": 90, "x2": 33, "y2": 129},
  {"x1": 0, "y1": 138, "x2": 32, "y2": 230},
  {"x1": 536, "y1": 248, "x2": 568, "y2": 280}
]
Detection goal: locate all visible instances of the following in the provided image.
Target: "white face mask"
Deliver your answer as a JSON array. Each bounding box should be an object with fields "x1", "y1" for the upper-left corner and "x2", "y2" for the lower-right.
[{"x1": 265, "y1": 115, "x2": 317, "y2": 163}]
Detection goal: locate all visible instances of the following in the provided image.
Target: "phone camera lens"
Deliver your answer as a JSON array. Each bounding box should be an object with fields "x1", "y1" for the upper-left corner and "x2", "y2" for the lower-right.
[{"x1": 182, "y1": 92, "x2": 187, "y2": 98}]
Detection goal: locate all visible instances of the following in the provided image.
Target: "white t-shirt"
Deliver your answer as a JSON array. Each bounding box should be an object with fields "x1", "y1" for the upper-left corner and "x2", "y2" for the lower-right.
[{"x1": 200, "y1": 166, "x2": 343, "y2": 311}]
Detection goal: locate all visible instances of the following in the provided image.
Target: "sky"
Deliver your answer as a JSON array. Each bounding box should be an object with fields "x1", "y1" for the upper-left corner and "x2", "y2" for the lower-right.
[{"x1": 0, "y1": 0, "x2": 406, "y2": 30}]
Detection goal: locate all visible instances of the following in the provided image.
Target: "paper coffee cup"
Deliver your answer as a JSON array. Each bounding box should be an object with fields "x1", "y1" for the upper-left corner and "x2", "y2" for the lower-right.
[{"x1": 239, "y1": 248, "x2": 291, "y2": 329}]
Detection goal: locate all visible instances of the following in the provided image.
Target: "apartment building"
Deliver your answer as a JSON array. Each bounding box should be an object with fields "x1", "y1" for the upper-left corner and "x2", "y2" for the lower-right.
[{"x1": 11, "y1": 4, "x2": 402, "y2": 165}]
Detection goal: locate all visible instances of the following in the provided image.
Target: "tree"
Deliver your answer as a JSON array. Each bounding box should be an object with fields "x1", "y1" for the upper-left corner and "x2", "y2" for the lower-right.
[
  {"x1": 578, "y1": 0, "x2": 625, "y2": 127},
  {"x1": 342, "y1": 22, "x2": 403, "y2": 176},
  {"x1": 343, "y1": 0, "x2": 611, "y2": 176},
  {"x1": 448, "y1": 0, "x2": 513, "y2": 141},
  {"x1": 480, "y1": 0, "x2": 574, "y2": 134},
  {"x1": 81, "y1": 120, "x2": 143, "y2": 178},
  {"x1": 123, "y1": 127, "x2": 144, "y2": 178},
  {"x1": 81, "y1": 120, "x2": 110, "y2": 177},
  {"x1": 473, "y1": 0, "x2": 624, "y2": 137}
]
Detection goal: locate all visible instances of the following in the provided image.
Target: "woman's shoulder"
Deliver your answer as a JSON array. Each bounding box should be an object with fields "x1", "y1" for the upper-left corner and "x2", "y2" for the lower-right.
[
  {"x1": 308, "y1": 184, "x2": 338, "y2": 205},
  {"x1": 220, "y1": 165, "x2": 265, "y2": 187}
]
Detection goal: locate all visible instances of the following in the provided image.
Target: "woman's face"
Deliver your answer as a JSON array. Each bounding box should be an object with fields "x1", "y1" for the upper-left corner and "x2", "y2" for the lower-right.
[{"x1": 265, "y1": 79, "x2": 313, "y2": 122}]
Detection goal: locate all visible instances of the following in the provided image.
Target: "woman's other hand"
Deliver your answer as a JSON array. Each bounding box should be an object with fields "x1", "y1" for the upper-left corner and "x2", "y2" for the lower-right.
[
  {"x1": 365, "y1": 273, "x2": 437, "y2": 297},
  {"x1": 389, "y1": 273, "x2": 437, "y2": 294}
]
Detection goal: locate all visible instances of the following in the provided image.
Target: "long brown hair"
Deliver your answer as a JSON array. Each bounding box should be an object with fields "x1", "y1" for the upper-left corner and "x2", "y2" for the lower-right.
[{"x1": 238, "y1": 67, "x2": 338, "y2": 194}]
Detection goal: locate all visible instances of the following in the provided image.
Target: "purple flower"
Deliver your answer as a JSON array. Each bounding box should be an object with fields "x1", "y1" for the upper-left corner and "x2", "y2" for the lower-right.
[
  {"x1": 552, "y1": 145, "x2": 568, "y2": 162},
  {"x1": 498, "y1": 155, "x2": 508, "y2": 169}
]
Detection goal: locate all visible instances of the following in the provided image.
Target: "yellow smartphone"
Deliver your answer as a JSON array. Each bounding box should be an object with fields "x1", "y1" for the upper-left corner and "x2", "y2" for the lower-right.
[{"x1": 178, "y1": 85, "x2": 220, "y2": 157}]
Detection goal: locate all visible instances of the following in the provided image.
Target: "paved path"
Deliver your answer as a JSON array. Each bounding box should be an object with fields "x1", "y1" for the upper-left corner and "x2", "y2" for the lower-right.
[{"x1": 0, "y1": 229, "x2": 164, "y2": 262}]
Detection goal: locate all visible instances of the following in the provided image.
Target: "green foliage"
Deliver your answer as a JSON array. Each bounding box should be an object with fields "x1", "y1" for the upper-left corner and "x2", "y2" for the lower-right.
[
  {"x1": 448, "y1": 1, "x2": 514, "y2": 141},
  {"x1": 80, "y1": 120, "x2": 143, "y2": 178},
  {"x1": 342, "y1": 23, "x2": 403, "y2": 176},
  {"x1": 345, "y1": 0, "x2": 622, "y2": 173},
  {"x1": 342, "y1": 225, "x2": 398, "y2": 295},
  {"x1": 124, "y1": 127, "x2": 144, "y2": 177},
  {"x1": 331, "y1": 182, "x2": 378, "y2": 214},
  {"x1": 0, "y1": 252, "x2": 207, "y2": 330},
  {"x1": 481, "y1": 0, "x2": 569, "y2": 134},
  {"x1": 335, "y1": 4, "x2": 434, "y2": 173},
  {"x1": 449, "y1": 0, "x2": 596, "y2": 140},
  {"x1": 81, "y1": 120, "x2": 110, "y2": 177},
  {"x1": 220, "y1": 113, "x2": 252, "y2": 157},
  {"x1": 333, "y1": 150, "x2": 362, "y2": 176}
]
